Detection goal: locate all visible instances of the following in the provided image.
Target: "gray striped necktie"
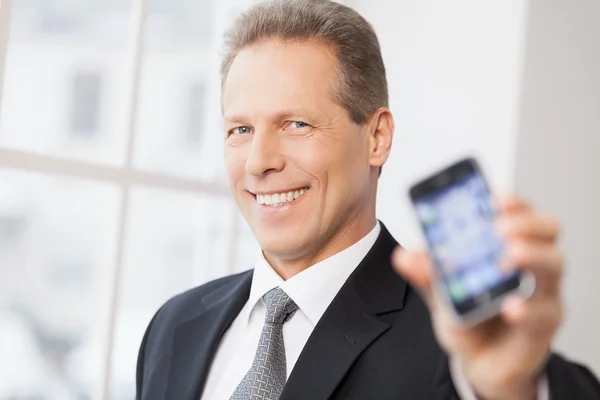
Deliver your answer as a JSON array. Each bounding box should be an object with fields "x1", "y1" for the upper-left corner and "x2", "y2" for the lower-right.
[{"x1": 230, "y1": 287, "x2": 299, "y2": 400}]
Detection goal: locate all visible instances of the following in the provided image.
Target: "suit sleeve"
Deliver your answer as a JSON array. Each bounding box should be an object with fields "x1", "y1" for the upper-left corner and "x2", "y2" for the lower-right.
[
  {"x1": 448, "y1": 353, "x2": 600, "y2": 400},
  {"x1": 135, "y1": 307, "x2": 163, "y2": 400},
  {"x1": 546, "y1": 353, "x2": 600, "y2": 399},
  {"x1": 450, "y1": 357, "x2": 549, "y2": 400}
]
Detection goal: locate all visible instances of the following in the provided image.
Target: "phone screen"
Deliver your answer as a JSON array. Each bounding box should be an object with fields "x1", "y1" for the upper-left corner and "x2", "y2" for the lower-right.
[{"x1": 410, "y1": 159, "x2": 521, "y2": 315}]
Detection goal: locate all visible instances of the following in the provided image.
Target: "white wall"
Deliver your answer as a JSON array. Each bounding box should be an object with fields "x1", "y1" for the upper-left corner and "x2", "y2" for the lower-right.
[
  {"x1": 348, "y1": 0, "x2": 529, "y2": 247},
  {"x1": 350, "y1": 0, "x2": 599, "y2": 375},
  {"x1": 514, "y1": 0, "x2": 600, "y2": 375}
]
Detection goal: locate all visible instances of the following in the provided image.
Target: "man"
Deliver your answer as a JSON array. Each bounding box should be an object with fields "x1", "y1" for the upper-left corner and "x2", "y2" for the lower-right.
[{"x1": 136, "y1": 1, "x2": 600, "y2": 399}]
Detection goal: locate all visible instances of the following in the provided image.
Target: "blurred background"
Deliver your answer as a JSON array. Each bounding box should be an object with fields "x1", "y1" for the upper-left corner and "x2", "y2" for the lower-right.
[{"x1": 0, "y1": 0, "x2": 598, "y2": 399}]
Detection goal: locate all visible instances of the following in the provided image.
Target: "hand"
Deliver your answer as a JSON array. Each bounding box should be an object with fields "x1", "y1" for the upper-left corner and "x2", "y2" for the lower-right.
[{"x1": 393, "y1": 196, "x2": 564, "y2": 400}]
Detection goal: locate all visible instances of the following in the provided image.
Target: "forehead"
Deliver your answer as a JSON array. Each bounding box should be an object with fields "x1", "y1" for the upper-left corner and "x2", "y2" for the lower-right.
[{"x1": 222, "y1": 39, "x2": 339, "y2": 117}]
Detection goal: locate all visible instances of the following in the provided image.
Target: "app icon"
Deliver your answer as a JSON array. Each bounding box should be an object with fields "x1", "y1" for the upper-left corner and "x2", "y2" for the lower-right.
[{"x1": 448, "y1": 278, "x2": 467, "y2": 301}]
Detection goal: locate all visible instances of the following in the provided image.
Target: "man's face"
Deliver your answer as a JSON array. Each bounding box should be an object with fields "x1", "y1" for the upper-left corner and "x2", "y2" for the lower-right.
[{"x1": 223, "y1": 40, "x2": 375, "y2": 262}]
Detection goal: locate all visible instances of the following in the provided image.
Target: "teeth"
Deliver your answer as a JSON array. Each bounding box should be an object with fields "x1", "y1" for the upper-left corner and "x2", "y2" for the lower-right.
[{"x1": 256, "y1": 187, "x2": 309, "y2": 207}]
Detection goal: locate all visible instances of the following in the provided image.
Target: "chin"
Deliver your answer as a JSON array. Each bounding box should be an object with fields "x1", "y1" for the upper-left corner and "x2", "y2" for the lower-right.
[{"x1": 255, "y1": 230, "x2": 310, "y2": 259}]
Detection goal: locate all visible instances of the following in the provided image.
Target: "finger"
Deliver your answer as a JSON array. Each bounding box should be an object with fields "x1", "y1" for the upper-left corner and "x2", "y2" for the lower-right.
[
  {"x1": 501, "y1": 240, "x2": 563, "y2": 295},
  {"x1": 500, "y1": 295, "x2": 528, "y2": 325},
  {"x1": 496, "y1": 212, "x2": 560, "y2": 242},
  {"x1": 501, "y1": 295, "x2": 563, "y2": 334},
  {"x1": 392, "y1": 248, "x2": 436, "y2": 305},
  {"x1": 496, "y1": 195, "x2": 531, "y2": 213}
]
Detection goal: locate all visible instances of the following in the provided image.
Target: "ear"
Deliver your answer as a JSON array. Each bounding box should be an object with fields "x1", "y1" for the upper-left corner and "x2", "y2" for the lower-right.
[{"x1": 368, "y1": 107, "x2": 395, "y2": 170}]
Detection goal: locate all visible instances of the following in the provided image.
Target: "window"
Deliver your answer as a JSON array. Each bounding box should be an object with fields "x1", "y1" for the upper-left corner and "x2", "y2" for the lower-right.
[
  {"x1": 0, "y1": 169, "x2": 119, "y2": 399},
  {"x1": 0, "y1": 0, "x2": 130, "y2": 165},
  {"x1": 70, "y1": 71, "x2": 103, "y2": 137},
  {"x1": 0, "y1": 0, "x2": 259, "y2": 398}
]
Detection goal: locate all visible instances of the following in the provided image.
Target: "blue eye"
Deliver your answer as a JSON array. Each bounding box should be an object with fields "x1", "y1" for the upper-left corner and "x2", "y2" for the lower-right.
[
  {"x1": 231, "y1": 126, "x2": 252, "y2": 135},
  {"x1": 290, "y1": 121, "x2": 309, "y2": 129}
]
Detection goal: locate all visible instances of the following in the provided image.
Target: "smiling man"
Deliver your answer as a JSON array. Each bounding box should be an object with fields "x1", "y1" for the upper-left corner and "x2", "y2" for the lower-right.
[{"x1": 135, "y1": 1, "x2": 600, "y2": 399}]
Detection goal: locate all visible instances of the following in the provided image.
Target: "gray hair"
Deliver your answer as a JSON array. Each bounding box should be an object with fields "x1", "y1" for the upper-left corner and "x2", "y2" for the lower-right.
[{"x1": 220, "y1": 0, "x2": 388, "y2": 125}]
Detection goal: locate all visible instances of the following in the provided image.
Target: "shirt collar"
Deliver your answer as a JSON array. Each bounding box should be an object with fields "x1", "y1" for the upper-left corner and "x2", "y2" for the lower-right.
[{"x1": 244, "y1": 222, "x2": 381, "y2": 326}]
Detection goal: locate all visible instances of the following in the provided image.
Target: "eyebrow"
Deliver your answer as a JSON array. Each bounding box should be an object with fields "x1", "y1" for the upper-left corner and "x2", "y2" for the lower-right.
[
  {"x1": 273, "y1": 109, "x2": 315, "y2": 121},
  {"x1": 223, "y1": 114, "x2": 244, "y2": 124},
  {"x1": 223, "y1": 109, "x2": 318, "y2": 124}
]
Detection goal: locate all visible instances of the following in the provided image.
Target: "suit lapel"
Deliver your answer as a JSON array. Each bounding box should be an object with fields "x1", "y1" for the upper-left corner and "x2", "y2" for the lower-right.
[
  {"x1": 165, "y1": 271, "x2": 253, "y2": 400},
  {"x1": 281, "y1": 223, "x2": 408, "y2": 400}
]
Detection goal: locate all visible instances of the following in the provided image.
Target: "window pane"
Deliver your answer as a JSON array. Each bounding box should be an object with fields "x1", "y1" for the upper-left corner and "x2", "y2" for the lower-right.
[
  {"x1": 0, "y1": 0, "x2": 131, "y2": 165},
  {"x1": 109, "y1": 187, "x2": 233, "y2": 399},
  {"x1": 132, "y1": 0, "x2": 217, "y2": 180},
  {"x1": 0, "y1": 169, "x2": 120, "y2": 399}
]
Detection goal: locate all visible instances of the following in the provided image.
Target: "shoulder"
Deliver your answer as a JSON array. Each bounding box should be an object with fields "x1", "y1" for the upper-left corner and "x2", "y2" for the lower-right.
[
  {"x1": 154, "y1": 270, "x2": 253, "y2": 325},
  {"x1": 136, "y1": 270, "x2": 253, "y2": 394},
  {"x1": 138, "y1": 270, "x2": 252, "y2": 360},
  {"x1": 547, "y1": 353, "x2": 600, "y2": 398}
]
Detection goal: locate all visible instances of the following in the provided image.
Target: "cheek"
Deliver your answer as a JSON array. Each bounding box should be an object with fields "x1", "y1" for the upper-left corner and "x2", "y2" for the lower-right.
[
  {"x1": 301, "y1": 133, "x2": 365, "y2": 177},
  {"x1": 318, "y1": 137, "x2": 370, "y2": 201},
  {"x1": 285, "y1": 135, "x2": 366, "y2": 196}
]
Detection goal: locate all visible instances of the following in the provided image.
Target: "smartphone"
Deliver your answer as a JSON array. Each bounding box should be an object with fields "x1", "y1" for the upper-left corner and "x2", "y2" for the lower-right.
[{"x1": 409, "y1": 157, "x2": 534, "y2": 325}]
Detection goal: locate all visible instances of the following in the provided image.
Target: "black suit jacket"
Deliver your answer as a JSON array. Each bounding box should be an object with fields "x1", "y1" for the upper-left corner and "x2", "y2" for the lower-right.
[{"x1": 136, "y1": 223, "x2": 600, "y2": 399}]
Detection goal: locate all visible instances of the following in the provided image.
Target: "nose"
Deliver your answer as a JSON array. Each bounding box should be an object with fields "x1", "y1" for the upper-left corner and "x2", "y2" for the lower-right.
[{"x1": 245, "y1": 130, "x2": 285, "y2": 176}]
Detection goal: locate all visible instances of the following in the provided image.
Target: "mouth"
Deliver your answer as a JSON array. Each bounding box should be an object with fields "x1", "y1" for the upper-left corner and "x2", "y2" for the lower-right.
[{"x1": 251, "y1": 187, "x2": 310, "y2": 207}]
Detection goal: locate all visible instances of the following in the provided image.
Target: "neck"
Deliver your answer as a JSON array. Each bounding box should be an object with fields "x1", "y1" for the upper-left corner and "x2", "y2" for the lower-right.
[{"x1": 263, "y1": 213, "x2": 378, "y2": 280}]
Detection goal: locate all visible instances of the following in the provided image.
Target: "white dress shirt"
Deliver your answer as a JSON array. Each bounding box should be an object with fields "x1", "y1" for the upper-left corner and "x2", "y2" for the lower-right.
[
  {"x1": 202, "y1": 222, "x2": 381, "y2": 399},
  {"x1": 201, "y1": 221, "x2": 548, "y2": 400}
]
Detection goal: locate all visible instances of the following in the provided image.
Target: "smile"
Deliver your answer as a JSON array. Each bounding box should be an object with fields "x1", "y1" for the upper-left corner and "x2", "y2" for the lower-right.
[{"x1": 255, "y1": 187, "x2": 309, "y2": 207}]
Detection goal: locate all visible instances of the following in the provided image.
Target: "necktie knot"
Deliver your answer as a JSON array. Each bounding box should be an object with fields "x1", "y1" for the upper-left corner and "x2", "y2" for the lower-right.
[{"x1": 263, "y1": 287, "x2": 298, "y2": 325}]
